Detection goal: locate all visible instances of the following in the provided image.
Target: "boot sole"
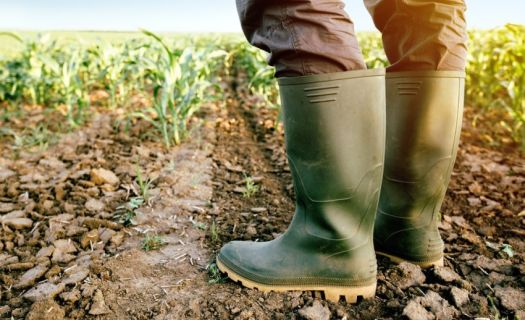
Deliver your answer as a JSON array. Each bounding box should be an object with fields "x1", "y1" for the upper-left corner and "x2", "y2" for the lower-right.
[
  {"x1": 216, "y1": 258, "x2": 376, "y2": 303},
  {"x1": 376, "y1": 251, "x2": 443, "y2": 268}
]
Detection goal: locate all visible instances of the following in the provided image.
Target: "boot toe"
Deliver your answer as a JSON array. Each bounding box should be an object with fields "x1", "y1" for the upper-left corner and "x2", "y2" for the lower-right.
[
  {"x1": 217, "y1": 241, "x2": 243, "y2": 267},
  {"x1": 217, "y1": 240, "x2": 272, "y2": 281}
]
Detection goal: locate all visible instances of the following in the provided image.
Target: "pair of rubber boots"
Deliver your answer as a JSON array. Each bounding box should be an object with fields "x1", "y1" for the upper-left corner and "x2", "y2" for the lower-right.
[{"x1": 217, "y1": 69, "x2": 465, "y2": 303}]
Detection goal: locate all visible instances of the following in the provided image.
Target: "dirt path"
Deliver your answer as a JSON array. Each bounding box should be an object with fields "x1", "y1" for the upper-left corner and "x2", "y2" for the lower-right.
[{"x1": 1, "y1": 81, "x2": 524, "y2": 319}]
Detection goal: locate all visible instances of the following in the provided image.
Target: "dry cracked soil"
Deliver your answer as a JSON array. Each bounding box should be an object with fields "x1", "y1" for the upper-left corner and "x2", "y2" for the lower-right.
[{"x1": 0, "y1": 77, "x2": 524, "y2": 319}]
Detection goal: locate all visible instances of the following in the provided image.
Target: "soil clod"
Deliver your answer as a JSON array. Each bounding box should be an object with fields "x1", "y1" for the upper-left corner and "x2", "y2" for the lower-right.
[
  {"x1": 387, "y1": 262, "x2": 427, "y2": 290},
  {"x1": 89, "y1": 289, "x2": 111, "y2": 315},
  {"x1": 23, "y1": 282, "x2": 66, "y2": 302},
  {"x1": 298, "y1": 300, "x2": 331, "y2": 320}
]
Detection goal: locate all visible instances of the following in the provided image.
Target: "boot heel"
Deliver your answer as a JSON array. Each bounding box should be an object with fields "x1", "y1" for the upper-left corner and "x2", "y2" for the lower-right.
[
  {"x1": 323, "y1": 283, "x2": 376, "y2": 303},
  {"x1": 376, "y1": 251, "x2": 444, "y2": 268}
]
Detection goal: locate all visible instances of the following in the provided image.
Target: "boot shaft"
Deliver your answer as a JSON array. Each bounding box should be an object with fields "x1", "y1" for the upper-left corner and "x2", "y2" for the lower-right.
[
  {"x1": 278, "y1": 69, "x2": 386, "y2": 244},
  {"x1": 375, "y1": 71, "x2": 465, "y2": 265}
]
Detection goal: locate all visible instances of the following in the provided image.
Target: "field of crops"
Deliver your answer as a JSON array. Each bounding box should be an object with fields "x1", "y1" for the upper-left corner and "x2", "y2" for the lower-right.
[
  {"x1": 0, "y1": 26, "x2": 524, "y2": 319},
  {"x1": 1, "y1": 25, "x2": 524, "y2": 149}
]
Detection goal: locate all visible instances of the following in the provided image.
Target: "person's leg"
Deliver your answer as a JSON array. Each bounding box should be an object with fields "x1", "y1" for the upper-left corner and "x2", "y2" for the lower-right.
[
  {"x1": 217, "y1": 0, "x2": 386, "y2": 302},
  {"x1": 236, "y1": 0, "x2": 366, "y2": 76},
  {"x1": 364, "y1": 0, "x2": 467, "y2": 71},
  {"x1": 365, "y1": 0, "x2": 467, "y2": 267}
]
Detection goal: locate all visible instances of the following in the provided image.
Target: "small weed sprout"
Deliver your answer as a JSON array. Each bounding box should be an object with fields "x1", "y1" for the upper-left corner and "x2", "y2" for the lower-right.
[
  {"x1": 142, "y1": 234, "x2": 165, "y2": 251},
  {"x1": 242, "y1": 176, "x2": 259, "y2": 198},
  {"x1": 135, "y1": 166, "x2": 154, "y2": 201},
  {"x1": 115, "y1": 196, "x2": 144, "y2": 226},
  {"x1": 210, "y1": 220, "x2": 219, "y2": 242},
  {"x1": 190, "y1": 216, "x2": 207, "y2": 230},
  {"x1": 487, "y1": 295, "x2": 502, "y2": 320},
  {"x1": 121, "y1": 211, "x2": 136, "y2": 226},
  {"x1": 1, "y1": 125, "x2": 58, "y2": 153},
  {"x1": 207, "y1": 262, "x2": 226, "y2": 284}
]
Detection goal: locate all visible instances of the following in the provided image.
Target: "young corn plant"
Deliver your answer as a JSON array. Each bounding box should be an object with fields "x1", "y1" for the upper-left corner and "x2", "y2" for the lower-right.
[
  {"x1": 0, "y1": 32, "x2": 24, "y2": 101},
  {"x1": 59, "y1": 49, "x2": 90, "y2": 127},
  {"x1": 231, "y1": 42, "x2": 280, "y2": 109},
  {"x1": 356, "y1": 32, "x2": 388, "y2": 69},
  {"x1": 134, "y1": 30, "x2": 225, "y2": 147},
  {"x1": 19, "y1": 34, "x2": 64, "y2": 106},
  {"x1": 92, "y1": 42, "x2": 140, "y2": 108},
  {"x1": 467, "y1": 24, "x2": 525, "y2": 148},
  {"x1": 249, "y1": 65, "x2": 280, "y2": 109}
]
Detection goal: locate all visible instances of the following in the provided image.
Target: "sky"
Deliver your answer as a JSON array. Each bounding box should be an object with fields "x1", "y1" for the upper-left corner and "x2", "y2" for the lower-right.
[{"x1": 0, "y1": 0, "x2": 524, "y2": 32}]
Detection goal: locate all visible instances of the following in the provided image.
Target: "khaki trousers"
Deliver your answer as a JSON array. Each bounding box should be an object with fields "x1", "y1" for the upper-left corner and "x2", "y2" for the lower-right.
[{"x1": 236, "y1": 0, "x2": 467, "y2": 77}]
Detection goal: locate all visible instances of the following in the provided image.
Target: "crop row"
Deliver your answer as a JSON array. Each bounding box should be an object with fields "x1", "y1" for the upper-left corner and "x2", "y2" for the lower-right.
[{"x1": 0, "y1": 25, "x2": 523, "y2": 148}]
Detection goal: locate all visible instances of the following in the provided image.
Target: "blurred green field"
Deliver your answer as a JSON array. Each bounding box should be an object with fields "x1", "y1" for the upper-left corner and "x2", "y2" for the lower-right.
[
  {"x1": 0, "y1": 31, "x2": 242, "y2": 57},
  {"x1": 0, "y1": 26, "x2": 524, "y2": 149}
]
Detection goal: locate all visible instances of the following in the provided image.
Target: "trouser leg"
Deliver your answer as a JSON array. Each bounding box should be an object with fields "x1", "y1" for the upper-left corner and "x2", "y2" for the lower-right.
[
  {"x1": 364, "y1": 0, "x2": 468, "y2": 71},
  {"x1": 236, "y1": 0, "x2": 366, "y2": 77}
]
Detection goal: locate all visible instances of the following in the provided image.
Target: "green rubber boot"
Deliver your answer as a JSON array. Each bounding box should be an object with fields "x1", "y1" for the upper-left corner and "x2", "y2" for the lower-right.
[
  {"x1": 217, "y1": 69, "x2": 386, "y2": 302},
  {"x1": 374, "y1": 71, "x2": 465, "y2": 268}
]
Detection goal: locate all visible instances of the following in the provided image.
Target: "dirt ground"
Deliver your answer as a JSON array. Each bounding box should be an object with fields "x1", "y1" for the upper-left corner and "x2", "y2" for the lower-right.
[{"x1": 0, "y1": 79, "x2": 524, "y2": 319}]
